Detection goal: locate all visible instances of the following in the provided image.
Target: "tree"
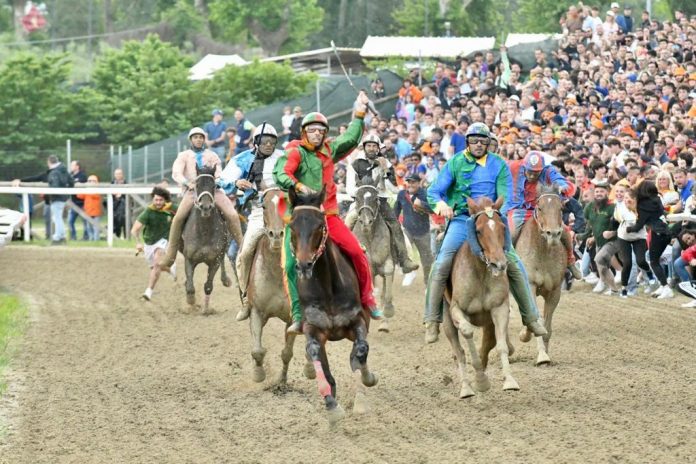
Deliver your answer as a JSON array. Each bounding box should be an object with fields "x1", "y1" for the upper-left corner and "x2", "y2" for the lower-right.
[
  {"x1": 0, "y1": 52, "x2": 98, "y2": 164},
  {"x1": 392, "y1": 0, "x2": 505, "y2": 38},
  {"x1": 208, "y1": 0, "x2": 324, "y2": 56},
  {"x1": 90, "y1": 34, "x2": 196, "y2": 146},
  {"x1": 161, "y1": 0, "x2": 205, "y2": 46}
]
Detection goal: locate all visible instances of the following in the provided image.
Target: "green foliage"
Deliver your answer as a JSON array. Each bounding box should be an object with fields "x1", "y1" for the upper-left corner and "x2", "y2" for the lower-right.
[
  {"x1": 392, "y1": 0, "x2": 505, "y2": 37},
  {"x1": 162, "y1": 0, "x2": 205, "y2": 46},
  {"x1": 90, "y1": 34, "x2": 196, "y2": 146},
  {"x1": 0, "y1": 52, "x2": 98, "y2": 164},
  {"x1": 514, "y1": 0, "x2": 602, "y2": 33},
  {"x1": 193, "y1": 60, "x2": 317, "y2": 118},
  {"x1": 0, "y1": 293, "x2": 28, "y2": 395},
  {"x1": 209, "y1": 0, "x2": 324, "y2": 55},
  {"x1": 365, "y1": 58, "x2": 436, "y2": 81}
]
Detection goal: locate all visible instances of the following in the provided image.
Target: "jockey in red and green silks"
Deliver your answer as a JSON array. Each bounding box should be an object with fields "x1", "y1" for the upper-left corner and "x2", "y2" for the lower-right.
[{"x1": 272, "y1": 92, "x2": 383, "y2": 335}]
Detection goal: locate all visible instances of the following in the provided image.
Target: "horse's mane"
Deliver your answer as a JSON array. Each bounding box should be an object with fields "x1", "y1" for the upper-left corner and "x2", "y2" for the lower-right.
[
  {"x1": 536, "y1": 183, "x2": 561, "y2": 199},
  {"x1": 197, "y1": 164, "x2": 216, "y2": 175},
  {"x1": 293, "y1": 190, "x2": 324, "y2": 208}
]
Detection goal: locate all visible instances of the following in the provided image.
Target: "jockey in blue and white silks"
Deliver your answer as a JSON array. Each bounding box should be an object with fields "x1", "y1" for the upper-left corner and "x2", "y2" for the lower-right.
[
  {"x1": 220, "y1": 123, "x2": 283, "y2": 321},
  {"x1": 422, "y1": 122, "x2": 548, "y2": 344}
]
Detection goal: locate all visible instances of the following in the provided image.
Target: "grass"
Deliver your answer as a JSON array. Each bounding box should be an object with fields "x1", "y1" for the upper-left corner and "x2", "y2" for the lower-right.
[{"x1": 0, "y1": 293, "x2": 28, "y2": 395}]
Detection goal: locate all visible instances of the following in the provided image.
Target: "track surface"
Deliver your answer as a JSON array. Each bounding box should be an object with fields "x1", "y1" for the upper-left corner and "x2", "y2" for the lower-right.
[{"x1": 0, "y1": 247, "x2": 695, "y2": 463}]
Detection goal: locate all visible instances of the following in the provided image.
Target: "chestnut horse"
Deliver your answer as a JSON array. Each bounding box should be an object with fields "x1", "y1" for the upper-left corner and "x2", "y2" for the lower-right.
[
  {"x1": 443, "y1": 196, "x2": 519, "y2": 398},
  {"x1": 514, "y1": 184, "x2": 567, "y2": 365},
  {"x1": 287, "y1": 187, "x2": 378, "y2": 424}
]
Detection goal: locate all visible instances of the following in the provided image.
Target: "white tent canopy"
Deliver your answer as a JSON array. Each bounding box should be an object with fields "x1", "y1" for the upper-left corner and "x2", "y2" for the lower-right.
[
  {"x1": 505, "y1": 33, "x2": 563, "y2": 48},
  {"x1": 360, "y1": 36, "x2": 495, "y2": 59},
  {"x1": 189, "y1": 54, "x2": 249, "y2": 81}
]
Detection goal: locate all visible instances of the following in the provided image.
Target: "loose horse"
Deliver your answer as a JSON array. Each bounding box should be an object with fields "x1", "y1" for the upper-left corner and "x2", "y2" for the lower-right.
[
  {"x1": 515, "y1": 184, "x2": 567, "y2": 365},
  {"x1": 245, "y1": 188, "x2": 312, "y2": 384},
  {"x1": 288, "y1": 187, "x2": 378, "y2": 424},
  {"x1": 443, "y1": 196, "x2": 519, "y2": 398},
  {"x1": 180, "y1": 164, "x2": 232, "y2": 314},
  {"x1": 352, "y1": 179, "x2": 395, "y2": 332}
]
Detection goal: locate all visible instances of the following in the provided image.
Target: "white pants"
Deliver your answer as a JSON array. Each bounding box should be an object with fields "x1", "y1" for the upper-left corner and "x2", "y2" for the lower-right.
[{"x1": 145, "y1": 238, "x2": 168, "y2": 268}]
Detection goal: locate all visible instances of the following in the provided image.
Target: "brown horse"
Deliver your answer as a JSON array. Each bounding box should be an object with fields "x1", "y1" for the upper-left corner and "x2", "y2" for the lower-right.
[
  {"x1": 514, "y1": 184, "x2": 567, "y2": 365},
  {"x1": 245, "y1": 188, "x2": 312, "y2": 384},
  {"x1": 443, "y1": 196, "x2": 519, "y2": 398},
  {"x1": 287, "y1": 187, "x2": 378, "y2": 424}
]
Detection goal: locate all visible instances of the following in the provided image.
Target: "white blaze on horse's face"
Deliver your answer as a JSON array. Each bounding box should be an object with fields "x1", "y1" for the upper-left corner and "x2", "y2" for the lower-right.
[
  {"x1": 487, "y1": 219, "x2": 496, "y2": 232},
  {"x1": 364, "y1": 192, "x2": 372, "y2": 200},
  {"x1": 271, "y1": 195, "x2": 280, "y2": 208}
]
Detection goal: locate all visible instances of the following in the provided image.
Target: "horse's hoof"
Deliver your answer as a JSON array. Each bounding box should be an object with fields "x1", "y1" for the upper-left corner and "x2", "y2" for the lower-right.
[
  {"x1": 252, "y1": 366, "x2": 266, "y2": 383},
  {"x1": 536, "y1": 352, "x2": 552, "y2": 366},
  {"x1": 353, "y1": 392, "x2": 369, "y2": 415},
  {"x1": 222, "y1": 277, "x2": 233, "y2": 287},
  {"x1": 378, "y1": 320, "x2": 389, "y2": 333},
  {"x1": 503, "y1": 377, "x2": 520, "y2": 391},
  {"x1": 303, "y1": 362, "x2": 316, "y2": 380},
  {"x1": 383, "y1": 304, "x2": 395, "y2": 319},
  {"x1": 327, "y1": 404, "x2": 346, "y2": 425},
  {"x1": 186, "y1": 294, "x2": 196, "y2": 306},
  {"x1": 459, "y1": 383, "x2": 476, "y2": 399},
  {"x1": 519, "y1": 327, "x2": 532, "y2": 343},
  {"x1": 473, "y1": 373, "x2": 491, "y2": 392},
  {"x1": 362, "y1": 371, "x2": 379, "y2": 388}
]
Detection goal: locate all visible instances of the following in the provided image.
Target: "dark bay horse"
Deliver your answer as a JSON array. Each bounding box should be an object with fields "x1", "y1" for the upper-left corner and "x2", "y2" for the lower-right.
[
  {"x1": 288, "y1": 187, "x2": 378, "y2": 424},
  {"x1": 246, "y1": 188, "x2": 312, "y2": 384},
  {"x1": 443, "y1": 196, "x2": 519, "y2": 398},
  {"x1": 180, "y1": 164, "x2": 232, "y2": 314},
  {"x1": 514, "y1": 184, "x2": 567, "y2": 365},
  {"x1": 352, "y1": 179, "x2": 395, "y2": 333}
]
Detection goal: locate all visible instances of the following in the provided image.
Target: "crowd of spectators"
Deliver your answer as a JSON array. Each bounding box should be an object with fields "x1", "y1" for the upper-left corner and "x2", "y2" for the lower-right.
[{"x1": 333, "y1": 6, "x2": 696, "y2": 303}]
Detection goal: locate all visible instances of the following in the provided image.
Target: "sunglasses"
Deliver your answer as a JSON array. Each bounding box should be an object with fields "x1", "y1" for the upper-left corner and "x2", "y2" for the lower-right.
[{"x1": 467, "y1": 137, "x2": 489, "y2": 145}]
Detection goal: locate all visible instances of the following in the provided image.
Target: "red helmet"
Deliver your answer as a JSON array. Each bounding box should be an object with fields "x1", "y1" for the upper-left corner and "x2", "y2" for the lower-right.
[{"x1": 523, "y1": 151, "x2": 545, "y2": 172}]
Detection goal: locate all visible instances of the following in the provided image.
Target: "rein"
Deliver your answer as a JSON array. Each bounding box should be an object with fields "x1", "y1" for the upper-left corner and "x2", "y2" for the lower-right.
[
  {"x1": 532, "y1": 192, "x2": 561, "y2": 226},
  {"x1": 355, "y1": 185, "x2": 379, "y2": 222},
  {"x1": 291, "y1": 205, "x2": 329, "y2": 266},
  {"x1": 192, "y1": 173, "x2": 216, "y2": 209}
]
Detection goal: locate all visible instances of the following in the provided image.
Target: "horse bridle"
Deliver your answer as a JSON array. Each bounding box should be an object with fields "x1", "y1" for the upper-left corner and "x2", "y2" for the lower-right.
[
  {"x1": 260, "y1": 187, "x2": 283, "y2": 241},
  {"x1": 290, "y1": 205, "x2": 329, "y2": 267},
  {"x1": 191, "y1": 173, "x2": 216, "y2": 209},
  {"x1": 532, "y1": 192, "x2": 561, "y2": 224},
  {"x1": 355, "y1": 185, "x2": 379, "y2": 222},
  {"x1": 470, "y1": 206, "x2": 506, "y2": 271}
]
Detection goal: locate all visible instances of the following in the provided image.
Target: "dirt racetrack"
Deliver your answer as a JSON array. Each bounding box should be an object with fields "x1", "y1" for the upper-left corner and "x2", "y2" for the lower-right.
[{"x1": 0, "y1": 246, "x2": 695, "y2": 463}]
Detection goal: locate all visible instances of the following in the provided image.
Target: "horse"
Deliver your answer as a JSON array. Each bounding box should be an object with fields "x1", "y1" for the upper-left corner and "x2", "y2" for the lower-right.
[
  {"x1": 352, "y1": 177, "x2": 395, "y2": 333},
  {"x1": 180, "y1": 164, "x2": 232, "y2": 314},
  {"x1": 245, "y1": 188, "x2": 313, "y2": 384},
  {"x1": 442, "y1": 196, "x2": 519, "y2": 398},
  {"x1": 287, "y1": 186, "x2": 378, "y2": 425},
  {"x1": 514, "y1": 184, "x2": 567, "y2": 366}
]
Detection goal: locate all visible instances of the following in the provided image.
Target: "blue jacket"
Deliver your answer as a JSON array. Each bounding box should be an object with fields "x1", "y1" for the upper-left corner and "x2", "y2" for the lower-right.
[{"x1": 509, "y1": 159, "x2": 573, "y2": 211}]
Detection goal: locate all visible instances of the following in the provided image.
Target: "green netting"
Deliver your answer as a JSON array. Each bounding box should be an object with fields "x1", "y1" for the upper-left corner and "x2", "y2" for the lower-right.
[{"x1": 122, "y1": 69, "x2": 404, "y2": 183}]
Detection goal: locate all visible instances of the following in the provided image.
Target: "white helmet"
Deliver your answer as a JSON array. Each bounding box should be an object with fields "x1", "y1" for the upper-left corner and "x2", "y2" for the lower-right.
[
  {"x1": 188, "y1": 127, "x2": 206, "y2": 139},
  {"x1": 253, "y1": 123, "x2": 278, "y2": 140},
  {"x1": 361, "y1": 134, "x2": 381, "y2": 149}
]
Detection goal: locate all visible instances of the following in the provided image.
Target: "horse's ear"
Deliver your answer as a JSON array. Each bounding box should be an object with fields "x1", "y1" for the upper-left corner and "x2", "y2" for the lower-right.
[
  {"x1": 466, "y1": 196, "x2": 478, "y2": 214},
  {"x1": 288, "y1": 186, "x2": 298, "y2": 206},
  {"x1": 493, "y1": 195, "x2": 505, "y2": 211}
]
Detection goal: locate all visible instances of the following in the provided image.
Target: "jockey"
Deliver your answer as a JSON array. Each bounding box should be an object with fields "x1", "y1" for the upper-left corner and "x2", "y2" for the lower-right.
[
  {"x1": 345, "y1": 134, "x2": 420, "y2": 274},
  {"x1": 423, "y1": 122, "x2": 548, "y2": 343},
  {"x1": 273, "y1": 91, "x2": 383, "y2": 335},
  {"x1": 508, "y1": 151, "x2": 582, "y2": 280},
  {"x1": 220, "y1": 122, "x2": 284, "y2": 322},
  {"x1": 158, "y1": 127, "x2": 244, "y2": 272}
]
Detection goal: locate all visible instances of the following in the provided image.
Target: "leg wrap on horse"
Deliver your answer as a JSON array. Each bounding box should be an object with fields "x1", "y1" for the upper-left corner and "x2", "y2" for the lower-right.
[
  {"x1": 282, "y1": 224, "x2": 302, "y2": 323},
  {"x1": 236, "y1": 226, "x2": 267, "y2": 293},
  {"x1": 505, "y1": 247, "x2": 541, "y2": 325},
  {"x1": 160, "y1": 192, "x2": 193, "y2": 268}
]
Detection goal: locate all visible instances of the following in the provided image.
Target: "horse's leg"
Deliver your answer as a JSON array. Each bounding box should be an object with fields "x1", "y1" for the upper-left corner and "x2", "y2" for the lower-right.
[
  {"x1": 383, "y1": 264, "x2": 395, "y2": 318},
  {"x1": 480, "y1": 323, "x2": 497, "y2": 370},
  {"x1": 202, "y1": 260, "x2": 219, "y2": 315},
  {"x1": 249, "y1": 307, "x2": 267, "y2": 382},
  {"x1": 452, "y1": 305, "x2": 490, "y2": 393},
  {"x1": 351, "y1": 320, "x2": 377, "y2": 415},
  {"x1": 536, "y1": 288, "x2": 560, "y2": 366},
  {"x1": 306, "y1": 332, "x2": 344, "y2": 424},
  {"x1": 492, "y1": 304, "x2": 519, "y2": 391},
  {"x1": 279, "y1": 328, "x2": 296, "y2": 385},
  {"x1": 519, "y1": 283, "x2": 537, "y2": 343},
  {"x1": 220, "y1": 255, "x2": 232, "y2": 287},
  {"x1": 185, "y1": 259, "x2": 196, "y2": 309},
  {"x1": 442, "y1": 307, "x2": 474, "y2": 399}
]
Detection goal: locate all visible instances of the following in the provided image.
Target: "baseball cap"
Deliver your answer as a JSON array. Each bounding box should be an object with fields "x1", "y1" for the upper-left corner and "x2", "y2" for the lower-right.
[
  {"x1": 212, "y1": 108, "x2": 223, "y2": 116},
  {"x1": 611, "y1": 2, "x2": 619, "y2": 9},
  {"x1": 405, "y1": 173, "x2": 421, "y2": 183},
  {"x1": 606, "y1": 10, "x2": 615, "y2": 17}
]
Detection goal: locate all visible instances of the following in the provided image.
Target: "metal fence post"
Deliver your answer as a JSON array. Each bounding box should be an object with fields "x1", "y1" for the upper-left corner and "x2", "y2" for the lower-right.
[
  {"x1": 106, "y1": 194, "x2": 113, "y2": 247},
  {"x1": 128, "y1": 145, "x2": 133, "y2": 183},
  {"x1": 66, "y1": 139, "x2": 71, "y2": 166},
  {"x1": 176, "y1": 140, "x2": 181, "y2": 154},
  {"x1": 118, "y1": 145, "x2": 123, "y2": 170},
  {"x1": 160, "y1": 146, "x2": 165, "y2": 178},
  {"x1": 109, "y1": 145, "x2": 114, "y2": 172},
  {"x1": 144, "y1": 146, "x2": 149, "y2": 183},
  {"x1": 22, "y1": 193, "x2": 31, "y2": 242}
]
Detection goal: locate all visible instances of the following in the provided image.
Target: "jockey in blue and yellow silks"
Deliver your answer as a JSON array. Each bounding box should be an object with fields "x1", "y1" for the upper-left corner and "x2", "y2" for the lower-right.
[
  {"x1": 508, "y1": 151, "x2": 582, "y2": 279},
  {"x1": 422, "y1": 122, "x2": 548, "y2": 344}
]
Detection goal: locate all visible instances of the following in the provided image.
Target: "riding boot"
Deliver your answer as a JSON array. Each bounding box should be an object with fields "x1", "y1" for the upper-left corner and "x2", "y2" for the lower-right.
[
  {"x1": 505, "y1": 248, "x2": 548, "y2": 337},
  {"x1": 282, "y1": 224, "x2": 304, "y2": 335},
  {"x1": 561, "y1": 228, "x2": 582, "y2": 280},
  {"x1": 381, "y1": 200, "x2": 419, "y2": 273},
  {"x1": 344, "y1": 207, "x2": 358, "y2": 230},
  {"x1": 158, "y1": 193, "x2": 193, "y2": 272},
  {"x1": 235, "y1": 227, "x2": 267, "y2": 321}
]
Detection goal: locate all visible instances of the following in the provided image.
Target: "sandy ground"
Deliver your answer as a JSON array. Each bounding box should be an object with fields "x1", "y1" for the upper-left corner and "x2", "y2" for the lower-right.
[{"x1": 0, "y1": 246, "x2": 695, "y2": 464}]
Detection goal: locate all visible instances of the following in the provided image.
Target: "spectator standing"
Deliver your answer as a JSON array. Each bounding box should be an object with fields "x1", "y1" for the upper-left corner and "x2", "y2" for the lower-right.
[
  {"x1": 234, "y1": 109, "x2": 255, "y2": 154},
  {"x1": 615, "y1": 188, "x2": 652, "y2": 298},
  {"x1": 281, "y1": 106, "x2": 294, "y2": 143},
  {"x1": 225, "y1": 127, "x2": 237, "y2": 163},
  {"x1": 68, "y1": 160, "x2": 88, "y2": 241},
  {"x1": 76, "y1": 175, "x2": 103, "y2": 241},
  {"x1": 112, "y1": 168, "x2": 126, "y2": 238},
  {"x1": 616, "y1": 5, "x2": 633, "y2": 34},
  {"x1": 203, "y1": 109, "x2": 227, "y2": 163},
  {"x1": 288, "y1": 106, "x2": 303, "y2": 142},
  {"x1": 12, "y1": 155, "x2": 73, "y2": 245}
]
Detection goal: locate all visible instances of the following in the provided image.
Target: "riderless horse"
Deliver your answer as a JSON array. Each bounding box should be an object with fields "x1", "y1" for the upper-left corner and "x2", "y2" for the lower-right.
[
  {"x1": 515, "y1": 184, "x2": 567, "y2": 365},
  {"x1": 180, "y1": 164, "x2": 232, "y2": 314},
  {"x1": 245, "y1": 188, "x2": 312, "y2": 384},
  {"x1": 287, "y1": 186, "x2": 378, "y2": 424},
  {"x1": 443, "y1": 196, "x2": 519, "y2": 398},
  {"x1": 352, "y1": 176, "x2": 395, "y2": 333}
]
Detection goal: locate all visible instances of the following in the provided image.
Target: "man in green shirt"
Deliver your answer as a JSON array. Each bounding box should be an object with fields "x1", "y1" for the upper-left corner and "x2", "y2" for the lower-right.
[{"x1": 131, "y1": 186, "x2": 177, "y2": 301}]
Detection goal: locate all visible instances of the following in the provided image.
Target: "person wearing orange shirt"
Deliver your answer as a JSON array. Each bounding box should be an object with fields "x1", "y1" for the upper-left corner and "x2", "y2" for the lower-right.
[{"x1": 76, "y1": 175, "x2": 103, "y2": 241}]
